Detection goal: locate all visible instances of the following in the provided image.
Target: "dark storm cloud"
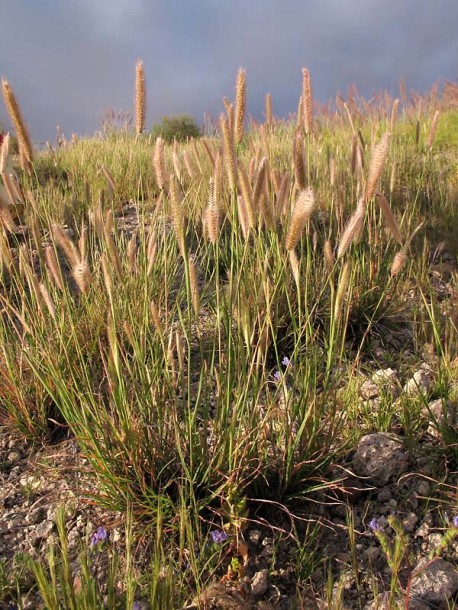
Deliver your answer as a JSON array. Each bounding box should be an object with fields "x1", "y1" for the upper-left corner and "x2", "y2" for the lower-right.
[{"x1": 1, "y1": 0, "x2": 457, "y2": 141}]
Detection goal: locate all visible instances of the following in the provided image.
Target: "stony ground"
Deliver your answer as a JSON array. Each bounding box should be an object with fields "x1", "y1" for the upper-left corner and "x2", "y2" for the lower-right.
[{"x1": 2, "y1": 356, "x2": 458, "y2": 609}]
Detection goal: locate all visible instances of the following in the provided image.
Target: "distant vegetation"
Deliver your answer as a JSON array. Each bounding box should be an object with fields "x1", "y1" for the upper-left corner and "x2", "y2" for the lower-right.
[{"x1": 151, "y1": 114, "x2": 201, "y2": 142}]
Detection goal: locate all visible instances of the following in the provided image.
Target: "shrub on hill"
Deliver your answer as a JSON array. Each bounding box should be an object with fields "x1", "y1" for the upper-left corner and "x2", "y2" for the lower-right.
[{"x1": 151, "y1": 115, "x2": 201, "y2": 142}]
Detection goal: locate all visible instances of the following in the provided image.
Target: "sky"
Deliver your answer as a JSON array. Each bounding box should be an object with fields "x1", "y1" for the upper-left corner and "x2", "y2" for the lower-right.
[{"x1": 0, "y1": 0, "x2": 457, "y2": 143}]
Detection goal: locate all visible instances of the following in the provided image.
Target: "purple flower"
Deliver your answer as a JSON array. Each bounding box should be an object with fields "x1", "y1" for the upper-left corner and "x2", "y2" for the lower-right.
[
  {"x1": 90, "y1": 526, "x2": 107, "y2": 547},
  {"x1": 453, "y1": 516, "x2": 458, "y2": 529},
  {"x1": 210, "y1": 529, "x2": 228, "y2": 544},
  {"x1": 282, "y1": 356, "x2": 293, "y2": 368},
  {"x1": 273, "y1": 371, "x2": 282, "y2": 382},
  {"x1": 132, "y1": 603, "x2": 143, "y2": 610},
  {"x1": 369, "y1": 518, "x2": 381, "y2": 532}
]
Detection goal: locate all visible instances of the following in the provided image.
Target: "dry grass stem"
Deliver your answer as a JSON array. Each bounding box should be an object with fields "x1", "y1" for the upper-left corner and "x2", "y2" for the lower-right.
[
  {"x1": 182, "y1": 150, "x2": 195, "y2": 180},
  {"x1": 334, "y1": 262, "x2": 350, "y2": 321},
  {"x1": 427, "y1": 110, "x2": 440, "y2": 148},
  {"x1": 329, "y1": 154, "x2": 336, "y2": 186},
  {"x1": 101, "y1": 166, "x2": 117, "y2": 196},
  {"x1": 146, "y1": 229, "x2": 158, "y2": 277},
  {"x1": 2, "y1": 78, "x2": 34, "y2": 164},
  {"x1": 253, "y1": 157, "x2": 268, "y2": 214},
  {"x1": 365, "y1": 132, "x2": 390, "y2": 201},
  {"x1": 0, "y1": 133, "x2": 10, "y2": 174},
  {"x1": 344, "y1": 103, "x2": 357, "y2": 137},
  {"x1": 289, "y1": 250, "x2": 300, "y2": 292},
  {"x1": 150, "y1": 300, "x2": 163, "y2": 338},
  {"x1": 191, "y1": 139, "x2": 203, "y2": 174},
  {"x1": 390, "y1": 98, "x2": 399, "y2": 131},
  {"x1": 213, "y1": 150, "x2": 223, "y2": 207},
  {"x1": 275, "y1": 171, "x2": 291, "y2": 218},
  {"x1": 103, "y1": 228, "x2": 124, "y2": 278},
  {"x1": 1, "y1": 172, "x2": 19, "y2": 210},
  {"x1": 172, "y1": 141, "x2": 182, "y2": 182},
  {"x1": 169, "y1": 177, "x2": 186, "y2": 258},
  {"x1": 390, "y1": 161, "x2": 397, "y2": 193},
  {"x1": 189, "y1": 260, "x2": 200, "y2": 319},
  {"x1": 223, "y1": 96, "x2": 234, "y2": 134},
  {"x1": 238, "y1": 163, "x2": 255, "y2": 228},
  {"x1": 350, "y1": 137, "x2": 357, "y2": 176},
  {"x1": 200, "y1": 138, "x2": 215, "y2": 169},
  {"x1": 39, "y1": 283, "x2": 56, "y2": 320},
  {"x1": 235, "y1": 68, "x2": 247, "y2": 145},
  {"x1": 101, "y1": 253, "x2": 114, "y2": 305},
  {"x1": 135, "y1": 59, "x2": 146, "y2": 135},
  {"x1": 285, "y1": 188, "x2": 316, "y2": 251},
  {"x1": 237, "y1": 195, "x2": 250, "y2": 240}
]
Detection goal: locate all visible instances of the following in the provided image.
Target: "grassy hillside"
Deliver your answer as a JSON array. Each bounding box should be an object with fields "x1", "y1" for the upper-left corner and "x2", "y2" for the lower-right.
[{"x1": 1, "y1": 69, "x2": 458, "y2": 608}]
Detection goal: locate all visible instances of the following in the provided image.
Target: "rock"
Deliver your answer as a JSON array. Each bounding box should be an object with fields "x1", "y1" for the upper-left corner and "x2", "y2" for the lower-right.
[
  {"x1": 372, "y1": 368, "x2": 400, "y2": 397},
  {"x1": 360, "y1": 379, "x2": 379, "y2": 400},
  {"x1": 424, "y1": 398, "x2": 456, "y2": 437},
  {"x1": 251, "y1": 569, "x2": 269, "y2": 597},
  {"x1": 410, "y1": 557, "x2": 458, "y2": 605},
  {"x1": 352, "y1": 433, "x2": 409, "y2": 485},
  {"x1": 402, "y1": 513, "x2": 419, "y2": 533},
  {"x1": 32, "y1": 520, "x2": 54, "y2": 541},
  {"x1": 403, "y1": 363, "x2": 433, "y2": 396}
]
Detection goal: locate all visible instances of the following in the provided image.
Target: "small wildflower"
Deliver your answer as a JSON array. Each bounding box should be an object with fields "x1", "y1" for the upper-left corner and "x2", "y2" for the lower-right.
[
  {"x1": 453, "y1": 516, "x2": 458, "y2": 529},
  {"x1": 369, "y1": 518, "x2": 381, "y2": 532},
  {"x1": 210, "y1": 529, "x2": 228, "y2": 544},
  {"x1": 132, "y1": 603, "x2": 143, "y2": 610},
  {"x1": 282, "y1": 356, "x2": 293, "y2": 368},
  {"x1": 273, "y1": 371, "x2": 282, "y2": 382},
  {"x1": 90, "y1": 526, "x2": 107, "y2": 547}
]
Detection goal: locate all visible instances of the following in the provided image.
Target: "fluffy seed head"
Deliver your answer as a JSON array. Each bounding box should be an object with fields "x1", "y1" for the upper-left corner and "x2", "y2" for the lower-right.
[
  {"x1": 375, "y1": 192, "x2": 403, "y2": 244},
  {"x1": 72, "y1": 260, "x2": 92, "y2": 294},
  {"x1": 285, "y1": 188, "x2": 316, "y2": 251},
  {"x1": 2, "y1": 78, "x2": 34, "y2": 165},
  {"x1": 302, "y1": 68, "x2": 313, "y2": 136},
  {"x1": 153, "y1": 137, "x2": 166, "y2": 190},
  {"x1": 390, "y1": 251, "x2": 407, "y2": 276},
  {"x1": 135, "y1": 59, "x2": 146, "y2": 135},
  {"x1": 390, "y1": 98, "x2": 399, "y2": 131},
  {"x1": 235, "y1": 68, "x2": 247, "y2": 145},
  {"x1": 265, "y1": 93, "x2": 272, "y2": 126},
  {"x1": 365, "y1": 132, "x2": 390, "y2": 201},
  {"x1": 337, "y1": 198, "x2": 365, "y2": 258},
  {"x1": 293, "y1": 131, "x2": 307, "y2": 190},
  {"x1": 44, "y1": 246, "x2": 64, "y2": 291},
  {"x1": 220, "y1": 114, "x2": 237, "y2": 190}
]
